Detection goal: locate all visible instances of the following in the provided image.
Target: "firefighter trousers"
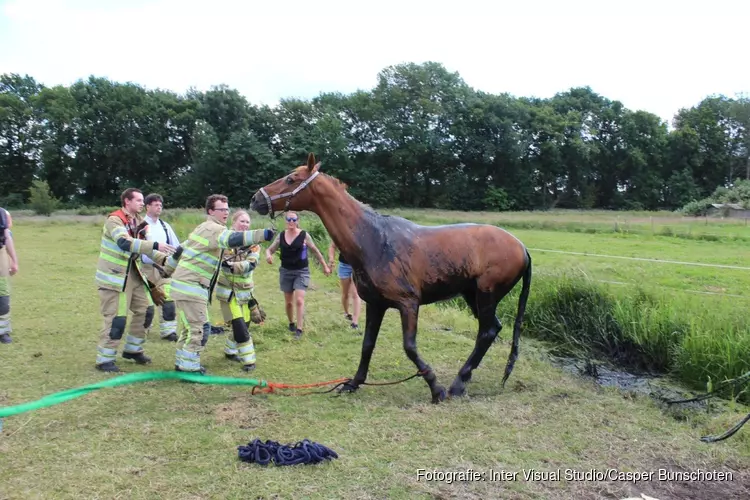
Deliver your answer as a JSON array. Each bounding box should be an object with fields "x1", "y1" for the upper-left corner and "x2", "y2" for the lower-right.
[
  {"x1": 174, "y1": 298, "x2": 211, "y2": 371},
  {"x1": 95, "y1": 267, "x2": 155, "y2": 366},
  {"x1": 142, "y1": 263, "x2": 177, "y2": 338},
  {"x1": 0, "y1": 275, "x2": 10, "y2": 338},
  {"x1": 219, "y1": 294, "x2": 256, "y2": 367}
]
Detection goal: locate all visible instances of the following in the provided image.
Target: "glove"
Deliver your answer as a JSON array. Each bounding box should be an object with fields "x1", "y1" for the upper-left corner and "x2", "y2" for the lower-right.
[
  {"x1": 148, "y1": 281, "x2": 167, "y2": 306},
  {"x1": 248, "y1": 297, "x2": 266, "y2": 324},
  {"x1": 172, "y1": 245, "x2": 184, "y2": 261},
  {"x1": 263, "y1": 228, "x2": 276, "y2": 242},
  {"x1": 221, "y1": 260, "x2": 234, "y2": 273}
]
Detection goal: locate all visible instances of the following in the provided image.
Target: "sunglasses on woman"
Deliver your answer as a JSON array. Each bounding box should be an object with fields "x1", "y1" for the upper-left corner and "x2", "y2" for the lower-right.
[{"x1": 286, "y1": 217, "x2": 297, "y2": 222}]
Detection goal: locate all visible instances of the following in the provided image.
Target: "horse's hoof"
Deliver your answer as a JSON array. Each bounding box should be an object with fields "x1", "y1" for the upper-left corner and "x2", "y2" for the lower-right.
[
  {"x1": 431, "y1": 386, "x2": 447, "y2": 404},
  {"x1": 337, "y1": 382, "x2": 359, "y2": 394},
  {"x1": 448, "y1": 384, "x2": 466, "y2": 398}
]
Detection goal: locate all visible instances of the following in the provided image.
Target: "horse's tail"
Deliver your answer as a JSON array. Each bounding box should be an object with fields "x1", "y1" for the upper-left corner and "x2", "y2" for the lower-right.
[{"x1": 502, "y1": 248, "x2": 532, "y2": 388}]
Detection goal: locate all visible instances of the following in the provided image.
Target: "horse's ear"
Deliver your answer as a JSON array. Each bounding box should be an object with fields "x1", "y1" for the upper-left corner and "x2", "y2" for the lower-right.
[
  {"x1": 307, "y1": 153, "x2": 316, "y2": 170},
  {"x1": 312, "y1": 161, "x2": 322, "y2": 173}
]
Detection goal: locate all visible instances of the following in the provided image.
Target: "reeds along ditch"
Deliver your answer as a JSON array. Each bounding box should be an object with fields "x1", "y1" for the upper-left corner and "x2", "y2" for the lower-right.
[{"x1": 439, "y1": 275, "x2": 750, "y2": 403}]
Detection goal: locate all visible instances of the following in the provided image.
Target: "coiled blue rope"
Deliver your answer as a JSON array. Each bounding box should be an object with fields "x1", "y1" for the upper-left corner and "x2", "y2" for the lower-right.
[{"x1": 238, "y1": 438, "x2": 339, "y2": 466}]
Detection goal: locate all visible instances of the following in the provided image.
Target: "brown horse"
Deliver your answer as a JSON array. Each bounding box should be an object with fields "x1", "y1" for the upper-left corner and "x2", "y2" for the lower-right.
[{"x1": 250, "y1": 153, "x2": 532, "y2": 403}]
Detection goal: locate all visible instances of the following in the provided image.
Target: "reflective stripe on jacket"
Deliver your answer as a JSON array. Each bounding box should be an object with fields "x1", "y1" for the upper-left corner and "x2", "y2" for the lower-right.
[
  {"x1": 215, "y1": 244, "x2": 260, "y2": 303},
  {"x1": 95, "y1": 211, "x2": 171, "y2": 292},
  {"x1": 170, "y1": 216, "x2": 267, "y2": 303}
]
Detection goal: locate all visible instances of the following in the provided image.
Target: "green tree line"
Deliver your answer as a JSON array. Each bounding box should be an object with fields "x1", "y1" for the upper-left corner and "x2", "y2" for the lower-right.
[{"x1": 1, "y1": 62, "x2": 749, "y2": 212}]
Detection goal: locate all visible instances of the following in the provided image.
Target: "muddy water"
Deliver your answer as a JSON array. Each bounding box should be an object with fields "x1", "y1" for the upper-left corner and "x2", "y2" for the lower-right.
[
  {"x1": 546, "y1": 355, "x2": 711, "y2": 413},
  {"x1": 432, "y1": 323, "x2": 727, "y2": 415}
]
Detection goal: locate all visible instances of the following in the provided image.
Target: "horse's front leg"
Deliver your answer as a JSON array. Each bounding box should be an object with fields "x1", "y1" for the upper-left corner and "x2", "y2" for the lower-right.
[
  {"x1": 339, "y1": 301, "x2": 386, "y2": 393},
  {"x1": 400, "y1": 302, "x2": 446, "y2": 404}
]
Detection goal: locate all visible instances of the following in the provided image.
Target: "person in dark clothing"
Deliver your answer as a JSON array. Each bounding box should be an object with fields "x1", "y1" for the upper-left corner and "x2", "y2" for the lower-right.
[{"x1": 265, "y1": 211, "x2": 330, "y2": 338}]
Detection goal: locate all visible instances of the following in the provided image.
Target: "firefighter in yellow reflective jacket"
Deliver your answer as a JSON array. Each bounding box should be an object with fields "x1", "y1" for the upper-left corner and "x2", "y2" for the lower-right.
[
  {"x1": 216, "y1": 209, "x2": 264, "y2": 372},
  {"x1": 95, "y1": 188, "x2": 179, "y2": 372},
  {"x1": 171, "y1": 194, "x2": 276, "y2": 374}
]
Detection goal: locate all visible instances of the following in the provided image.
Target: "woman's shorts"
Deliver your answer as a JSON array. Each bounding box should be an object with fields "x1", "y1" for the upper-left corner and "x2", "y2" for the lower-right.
[
  {"x1": 279, "y1": 267, "x2": 311, "y2": 293},
  {"x1": 338, "y1": 262, "x2": 353, "y2": 279}
]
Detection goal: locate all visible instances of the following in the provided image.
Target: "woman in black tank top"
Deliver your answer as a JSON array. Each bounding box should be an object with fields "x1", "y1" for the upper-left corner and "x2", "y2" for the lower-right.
[
  {"x1": 264, "y1": 212, "x2": 331, "y2": 339},
  {"x1": 280, "y1": 230, "x2": 309, "y2": 270}
]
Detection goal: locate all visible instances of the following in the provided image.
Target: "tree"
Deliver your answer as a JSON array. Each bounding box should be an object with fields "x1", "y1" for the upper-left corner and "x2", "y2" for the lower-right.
[{"x1": 0, "y1": 73, "x2": 44, "y2": 200}]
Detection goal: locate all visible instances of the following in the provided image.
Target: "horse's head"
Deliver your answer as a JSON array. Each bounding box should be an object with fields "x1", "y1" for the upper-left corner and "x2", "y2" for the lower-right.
[{"x1": 250, "y1": 152, "x2": 322, "y2": 219}]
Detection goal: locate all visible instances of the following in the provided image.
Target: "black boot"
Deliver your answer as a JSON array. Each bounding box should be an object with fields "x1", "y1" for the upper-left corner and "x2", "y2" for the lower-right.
[
  {"x1": 96, "y1": 361, "x2": 120, "y2": 372},
  {"x1": 162, "y1": 333, "x2": 177, "y2": 342},
  {"x1": 0, "y1": 333, "x2": 11, "y2": 344},
  {"x1": 175, "y1": 365, "x2": 207, "y2": 375},
  {"x1": 122, "y1": 352, "x2": 152, "y2": 364}
]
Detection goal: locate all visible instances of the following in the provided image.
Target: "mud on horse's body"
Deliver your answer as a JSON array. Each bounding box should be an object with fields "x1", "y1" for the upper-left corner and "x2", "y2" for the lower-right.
[{"x1": 250, "y1": 154, "x2": 532, "y2": 403}]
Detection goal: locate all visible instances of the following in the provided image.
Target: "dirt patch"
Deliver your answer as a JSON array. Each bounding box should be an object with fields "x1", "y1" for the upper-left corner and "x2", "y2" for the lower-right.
[
  {"x1": 214, "y1": 396, "x2": 280, "y2": 430},
  {"x1": 533, "y1": 459, "x2": 750, "y2": 500},
  {"x1": 410, "y1": 458, "x2": 750, "y2": 500}
]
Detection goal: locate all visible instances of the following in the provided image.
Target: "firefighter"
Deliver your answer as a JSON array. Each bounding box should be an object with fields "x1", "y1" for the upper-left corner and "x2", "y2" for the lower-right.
[
  {"x1": 215, "y1": 209, "x2": 265, "y2": 372},
  {"x1": 170, "y1": 194, "x2": 275, "y2": 374},
  {"x1": 0, "y1": 207, "x2": 18, "y2": 344},
  {"x1": 94, "y1": 188, "x2": 178, "y2": 372}
]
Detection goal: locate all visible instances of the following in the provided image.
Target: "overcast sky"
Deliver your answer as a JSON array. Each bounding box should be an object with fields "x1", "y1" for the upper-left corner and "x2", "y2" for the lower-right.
[{"x1": 1, "y1": 0, "x2": 747, "y2": 125}]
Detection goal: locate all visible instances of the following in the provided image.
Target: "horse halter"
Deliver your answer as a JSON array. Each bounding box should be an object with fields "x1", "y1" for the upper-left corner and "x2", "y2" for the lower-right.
[{"x1": 258, "y1": 170, "x2": 320, "y2": 221}]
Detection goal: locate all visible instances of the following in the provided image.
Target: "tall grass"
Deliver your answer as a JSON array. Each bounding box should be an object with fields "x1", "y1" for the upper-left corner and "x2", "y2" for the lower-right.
[
  {"x1": 437, "y1": 273, "x2": 750, "y2": 401},
  {"x1": 478, "y1": 275, "x2": 750, "y2": 401}
]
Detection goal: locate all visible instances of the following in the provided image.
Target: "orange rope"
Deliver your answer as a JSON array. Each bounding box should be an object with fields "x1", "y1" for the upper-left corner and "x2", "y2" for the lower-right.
[
  {"x1": 249, "y1": 370, "x2": 426, "y2": 397},
  {"x1": 251, "y1": 377, "x2": 351, "y2": 395}
]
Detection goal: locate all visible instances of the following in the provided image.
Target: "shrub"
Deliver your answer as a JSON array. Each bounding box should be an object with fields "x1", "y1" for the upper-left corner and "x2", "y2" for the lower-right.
[
  {"x1": 680, "y1": 199, "x2": 714, "y2": 216},
  {"x1": 28, "y1": 180, "x2": 61, "y2": 216}
]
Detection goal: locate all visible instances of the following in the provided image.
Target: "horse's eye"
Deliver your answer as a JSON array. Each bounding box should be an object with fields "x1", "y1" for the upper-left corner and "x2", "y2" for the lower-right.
[{"x1": 285, "y1": 177, "x2": 294, "y2": 185}]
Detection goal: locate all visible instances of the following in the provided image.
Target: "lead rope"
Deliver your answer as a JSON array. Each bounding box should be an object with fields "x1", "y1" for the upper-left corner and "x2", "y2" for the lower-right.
[{"x1": 664, "y1": 369, "x2": 750, "y2": 442}]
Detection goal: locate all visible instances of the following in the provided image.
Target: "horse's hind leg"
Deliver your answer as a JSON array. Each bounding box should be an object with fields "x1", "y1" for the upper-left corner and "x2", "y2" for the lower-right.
[
  {"x1": 461, "y1": 288, "x2": 502, "y2": 336},
  {"x1": 449, "y1": 289, "x2": 502, "y2": 397},
  {"x1": 455, "y1": 288, "x2": 503, "y2": 384},
  {"x1": 399, "y1": 302, "x2": 446, "y2": 404},
  {"x1": 462, "y1": 289, "x2": 479, "y2": 318}
]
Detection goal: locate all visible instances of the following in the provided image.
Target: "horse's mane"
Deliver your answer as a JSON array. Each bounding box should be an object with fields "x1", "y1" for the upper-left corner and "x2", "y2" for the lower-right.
[
  {"x1": 319, "y1": 172, "x2": 375, "y2": 213},
  {"x1": 321, "y1": 172, "x2": 348, "y2": 191}
]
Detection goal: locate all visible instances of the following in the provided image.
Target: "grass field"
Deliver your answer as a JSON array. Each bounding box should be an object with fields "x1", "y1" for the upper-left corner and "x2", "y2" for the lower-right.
[
  {"x1": 384, "y1": 208, "x2": 750, "y2": 242},
  {"x1": 1, "y1": 209, "x2": 750, "y2": 499}
]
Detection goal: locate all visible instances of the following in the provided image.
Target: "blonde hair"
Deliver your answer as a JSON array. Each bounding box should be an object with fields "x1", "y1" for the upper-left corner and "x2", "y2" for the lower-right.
[{"x1": 232, "y1": 209, "x2": 250, "y2": 225}]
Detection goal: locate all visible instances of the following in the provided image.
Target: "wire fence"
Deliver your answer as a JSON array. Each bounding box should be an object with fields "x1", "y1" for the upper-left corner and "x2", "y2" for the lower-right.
[
  {"x1": 529, "y1": 248, "x2": 750, "y2": 271},
  {"x1": 529, "y1": 248, "x2": 750, "y2": 300}
]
